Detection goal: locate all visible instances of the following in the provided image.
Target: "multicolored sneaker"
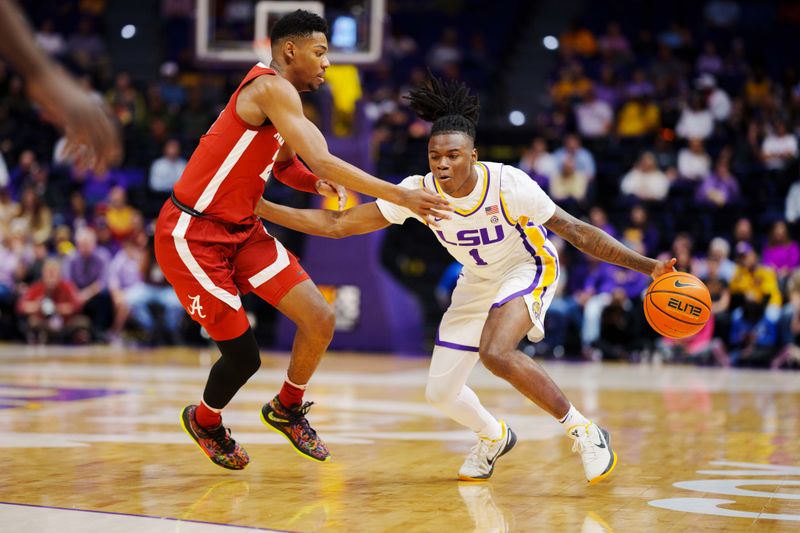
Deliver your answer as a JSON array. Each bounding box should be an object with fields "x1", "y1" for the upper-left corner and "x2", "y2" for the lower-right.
[
  {"x1": 180, "y1": 405, "x2": 250, "y2": 470},
  {"x1": 260, "y1": 396, "x2": 331, "y2": 462}
]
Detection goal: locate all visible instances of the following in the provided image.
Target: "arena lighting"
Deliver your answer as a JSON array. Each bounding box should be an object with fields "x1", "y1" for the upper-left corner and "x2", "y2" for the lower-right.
[
  {"x1": 543, "y1": 35, "x2": 559, "y2": 50},
  {"x1": 121, "y1": 24, "x2": 136, "y2": 39},
  {"x1": 509, "y1": 110, "x2": 526, "y2": 126}
]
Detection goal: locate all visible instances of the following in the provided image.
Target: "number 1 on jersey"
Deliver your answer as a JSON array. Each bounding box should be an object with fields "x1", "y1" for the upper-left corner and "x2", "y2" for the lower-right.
[{"x1": 469, "y1": 248, "x2": 488, "y2": 266}]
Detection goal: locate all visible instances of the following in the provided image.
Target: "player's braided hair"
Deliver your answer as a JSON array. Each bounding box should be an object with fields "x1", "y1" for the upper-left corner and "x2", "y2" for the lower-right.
[{"x1": 404, "y1": 73, "x2": 480, "y2": 140}]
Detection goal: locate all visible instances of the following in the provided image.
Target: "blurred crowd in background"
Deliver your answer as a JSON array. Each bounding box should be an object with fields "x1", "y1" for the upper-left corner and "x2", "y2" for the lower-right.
[{"x1": 1, "y1": 0, "x2": 800, "y2": 369}]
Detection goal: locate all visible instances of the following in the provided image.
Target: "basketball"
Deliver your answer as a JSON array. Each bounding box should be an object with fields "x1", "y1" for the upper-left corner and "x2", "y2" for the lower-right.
[{"x1": 643, "y1": 272, "x2": 712, "y2": 339}]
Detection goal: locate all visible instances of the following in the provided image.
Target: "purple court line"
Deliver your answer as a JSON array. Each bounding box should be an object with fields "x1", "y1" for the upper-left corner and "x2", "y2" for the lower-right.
[{"x1": 0, "y1": 501, "x2": 297, "y2": 533}]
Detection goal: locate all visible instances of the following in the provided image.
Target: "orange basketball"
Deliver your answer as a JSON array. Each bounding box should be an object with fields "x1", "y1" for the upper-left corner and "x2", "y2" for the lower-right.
[{"x1": 643, "y1": 272, "x2": 712, "y2": 339}]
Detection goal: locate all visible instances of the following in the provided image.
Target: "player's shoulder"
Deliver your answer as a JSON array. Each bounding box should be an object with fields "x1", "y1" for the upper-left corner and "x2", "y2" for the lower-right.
[
  {"x1": 244, "y1": 69, "x2": 298, "y2": 104},
  {"x1": 398, "y1": 174, "x2": 428, "y2": 190},
  {"x1": 490, "y1": 162, "x2": 537, "y2": 189}
]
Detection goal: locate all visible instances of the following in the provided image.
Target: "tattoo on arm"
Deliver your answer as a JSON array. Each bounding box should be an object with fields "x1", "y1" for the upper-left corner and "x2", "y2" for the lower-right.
[{"x1": 544, "y1": 207, "x2": 656, "y2": 275}]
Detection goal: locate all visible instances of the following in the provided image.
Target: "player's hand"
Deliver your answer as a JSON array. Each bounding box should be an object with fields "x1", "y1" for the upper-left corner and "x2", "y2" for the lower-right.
[
  {"x1": 27, "y1": 67, "x2": 122, "y2": 175},
  {"x1": 401, "y1": 188, "x2": 452, "y2": 227},
  {"x1": 650, "y1": 257, "x2": 677, "y2": 280},
  {"x1": 315, "y1": 179, "x2": 348, "y2": 210}
]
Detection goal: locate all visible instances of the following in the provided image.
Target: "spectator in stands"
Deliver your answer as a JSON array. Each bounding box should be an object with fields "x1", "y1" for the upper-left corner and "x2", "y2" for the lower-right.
[
  {"x1": 702, "y1": 253, "x2": 732, "y2": 345},
  {"x1": 677, "y1": 138, "x2": 711, "y2": 180},
  {"x1": 127, "y1": 237, "x2": 186, "y2": 345},
  {"x1": 62, "y1": 226, "x2": 112, "y2": 340},
  {"x1": 786, "y1": 179, "x2": 800, "y2": 223},
  {"x1": 426, "y1": 27, "x2": 462, "y2": 71},
  {"x1": 559, "y1": 19, "x2": 597, "y2": 58},
  {"x1": 620, "y1": 151, "x2": 672, "y2": 202},
  {"x1": 727, "y1": 295, "x2": 779, "y2": 367},
  {"x1": 549, "y1": 157, "x2": 589, "y2": 209},
  {"x1": 593, "y1": 65, "x2": 621, "y2": 109},
  {"x1": 16, "y1": 257, "x2": 90, "y2": 344},
  {"x1": 588, "y1": 206, "x2": 617, "y2": 238},
  {"x1": 0, "y1": 186, "x2": 17, "y2": 234},
  {"x1": 104, "y1": 185, "x2": 138, "y2": 242},
  {"x1": 9, "y1": 149, "x2": 38, "y2": 200},
  {"x1": 622, "y1": 204, "x2": 660, "y2": 255},
  {"x1": 676, "y1": 92, "x2": 714, "y2": 141},
  {"x1": 517, "y1": 137, "x2": 555, "y2": 189},
  {"x1": 12, "y1": 185, "x2": 52, "y2": 245},
  {"x1": 694, "y1": 237, "x2": 736, "y2": 283},
  {"x1": 598, "y1": 21, "x2": 631, "y2": 62},
  {"x1": 762, "y1": 221, "x2": 800, "y2": 283},
  {"x1": 550, "y1": 63, "x2": 592, "y2": 105},
  {"x1": 553, "y1": 133, "x2": 595, "y2": 180},
  {"x1": 574, "y1": 88, "x2": 613, "y2": 140},
  {"x1": 730, "y1": 241, "x2": 782, "y2": 312},
  {"x1": 616, "y1": 94, "x2": 660, "y2": 139},
  {"x1": 53, "y1": 225, "x2": 74, "y2": 257},
  {"x1": 64, "y1": 190, "x2": 93, "y2": 232},
  {"x1": 705, "y1": 0, "x2": 741, "y2": 28},
  {"x1": 34, "y1": 19, "x2": 65, "y2": 58},
  {"x1": 696, "y1": 41, "x2": 723, "y2": 76},
  {"x1": 772, "y1": 270, "x2": 800, "y2": 369},
  {"x1": 745, "y1": 66, "x2": 773, "y2": 109},
  {"x1": 66, "y1": 18, "x2": 107, "y2": 75},
  {"x1": 105, "y1": 71, "x2": 146, "y2": 130},
  {"x1": 580, "y1": 255, "x2": 650, "y2": 358},
  {"x1": 107, "y1": 232, "x2": 146, "y2": 344},
  {"x1": 597, "y1": 287, "x2": 641, "y2": 360},
  {"x1": 177, "y1": 86, "x2": 214, "y2": 144},
  {"x1": 733, "y1": 217, "x2": 755, "y2": 245},
  {"x1": 696, "y1": 74, "x2": 731, "y2": 122},
  {"x1": 149, "y1": 139, "x2": 186, "y2": 193},
  {"x1": 694, "y1": 155, "x2": 740, "y2": 209},
  {"x1": 761, "y1": 121, "x2": 798, "y2": 171}
]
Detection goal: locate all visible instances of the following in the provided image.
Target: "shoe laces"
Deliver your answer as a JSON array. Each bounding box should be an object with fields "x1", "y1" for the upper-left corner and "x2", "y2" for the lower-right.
[
  {"x1": 466, "y1": 438, "x2": 492, "y2": 469},
  {"x1": 569, "y1": 425, "x2": 598, "y2": 459},
  {"x1": 206, "y1": 424, "x2": 236, "y2": 454},
  {"x1": 286, "y1": 401, "x2": 318, "y2": 439}
]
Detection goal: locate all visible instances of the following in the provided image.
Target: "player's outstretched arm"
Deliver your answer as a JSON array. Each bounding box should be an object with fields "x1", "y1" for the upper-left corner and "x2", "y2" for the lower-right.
[
  {"x1": 0, "y1": 1, "x2": 121, "y2": 174},
  {"x1": 544, "y1": 206, "x2": 676, "y2": 279},
  {"x1": 251, "y1": 76, "x2": 449, "y2": 219},
  {"x1": 255, "y1": 197, "x2": 390, "y2": 239}
]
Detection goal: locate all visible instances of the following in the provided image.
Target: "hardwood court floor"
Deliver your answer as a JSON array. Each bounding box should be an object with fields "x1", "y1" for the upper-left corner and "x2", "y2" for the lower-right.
[{"x1": 0, "y1": 344, "x2": 799, "y2": 532}]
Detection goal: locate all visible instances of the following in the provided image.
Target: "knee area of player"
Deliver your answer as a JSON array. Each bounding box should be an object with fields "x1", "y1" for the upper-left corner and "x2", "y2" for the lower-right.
[
  {"x1": 478, "y1": 345, "x2": 515, "y2": 376},
  {"x1": 297, "y1": 304, "x2": 335, "y2": 337},
  {"x1": 425, "y1": 378, "x2": 457, "y2": 407}
]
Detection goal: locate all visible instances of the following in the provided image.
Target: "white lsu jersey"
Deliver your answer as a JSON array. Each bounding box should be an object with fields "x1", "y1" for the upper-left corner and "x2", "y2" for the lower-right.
[{"x1": 376, "y1": 161, "x2": 560, "y2": 283}]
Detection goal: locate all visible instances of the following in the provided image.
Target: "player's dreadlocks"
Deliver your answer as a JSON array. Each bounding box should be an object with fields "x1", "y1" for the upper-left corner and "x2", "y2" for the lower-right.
[{"x1": 404, "y1": 73, "x2": 480, "y2": 140}]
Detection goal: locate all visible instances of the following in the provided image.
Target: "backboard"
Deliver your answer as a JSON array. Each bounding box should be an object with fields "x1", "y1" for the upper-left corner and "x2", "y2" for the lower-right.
[{"x1": 195, "y1": 0, "x2": 385, "y2": 65}]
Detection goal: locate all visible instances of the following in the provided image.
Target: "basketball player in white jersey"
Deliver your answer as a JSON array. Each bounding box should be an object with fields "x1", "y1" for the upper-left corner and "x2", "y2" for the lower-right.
[{"x1": 255, "y1": 75, "x2": 676, "y2": 482}]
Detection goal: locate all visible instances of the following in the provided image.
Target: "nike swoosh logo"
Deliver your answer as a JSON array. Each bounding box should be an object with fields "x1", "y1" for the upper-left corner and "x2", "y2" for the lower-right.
[
  {"x1": 593, "y1": 439, "x2": 607, "y2": 449},
  {"x1": 267, "y1": 411, "x2": 289, "y2": 424},
  {"x1": 433, "y1": 217, "x2": 443, "y2": 222},
  {"x1": 674, "y1": 280, "x2": 699, "y2": 288}
]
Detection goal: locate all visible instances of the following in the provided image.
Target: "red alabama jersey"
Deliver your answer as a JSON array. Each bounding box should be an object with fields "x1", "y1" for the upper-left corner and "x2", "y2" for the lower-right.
[{"x1": 172, "y1": 63, "x2": 284, "y2": 224}]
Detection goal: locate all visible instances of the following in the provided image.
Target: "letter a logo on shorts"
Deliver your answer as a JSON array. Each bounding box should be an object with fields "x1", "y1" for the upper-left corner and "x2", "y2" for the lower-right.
[{"x1": 187, "y1": 294, "x2": 206, "y2": 318}]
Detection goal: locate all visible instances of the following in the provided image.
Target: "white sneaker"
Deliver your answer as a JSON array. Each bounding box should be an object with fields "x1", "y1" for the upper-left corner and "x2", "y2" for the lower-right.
[
  {"x1": 458, "y1": 420, "x2": 517, "y2": 481},
  {"x1": 567, "y1": 422, "x2": 617, "y2": 483}
]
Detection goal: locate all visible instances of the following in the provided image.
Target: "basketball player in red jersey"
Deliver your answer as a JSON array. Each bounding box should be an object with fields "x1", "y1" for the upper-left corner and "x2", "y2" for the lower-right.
[{"x1": 155, "y1": 10, "x2": 449, "y2": 470}]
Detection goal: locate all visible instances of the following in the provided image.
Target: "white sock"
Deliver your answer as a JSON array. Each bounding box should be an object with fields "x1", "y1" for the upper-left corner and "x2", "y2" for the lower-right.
[
  {"x1": 477, "y1": 417, "x2": 504, "y2": 441},
  {"x1": 286, "y1": 374, "x2": 308, "y2": 390},
  {"x1": 558, "y1": 404, "x2": 590, "y2": 429}
]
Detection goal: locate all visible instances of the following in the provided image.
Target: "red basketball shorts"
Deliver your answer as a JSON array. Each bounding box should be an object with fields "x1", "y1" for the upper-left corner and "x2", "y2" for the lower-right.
[{"x1": 154, "y1": 200, "x2": 309, "y2": 341}]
